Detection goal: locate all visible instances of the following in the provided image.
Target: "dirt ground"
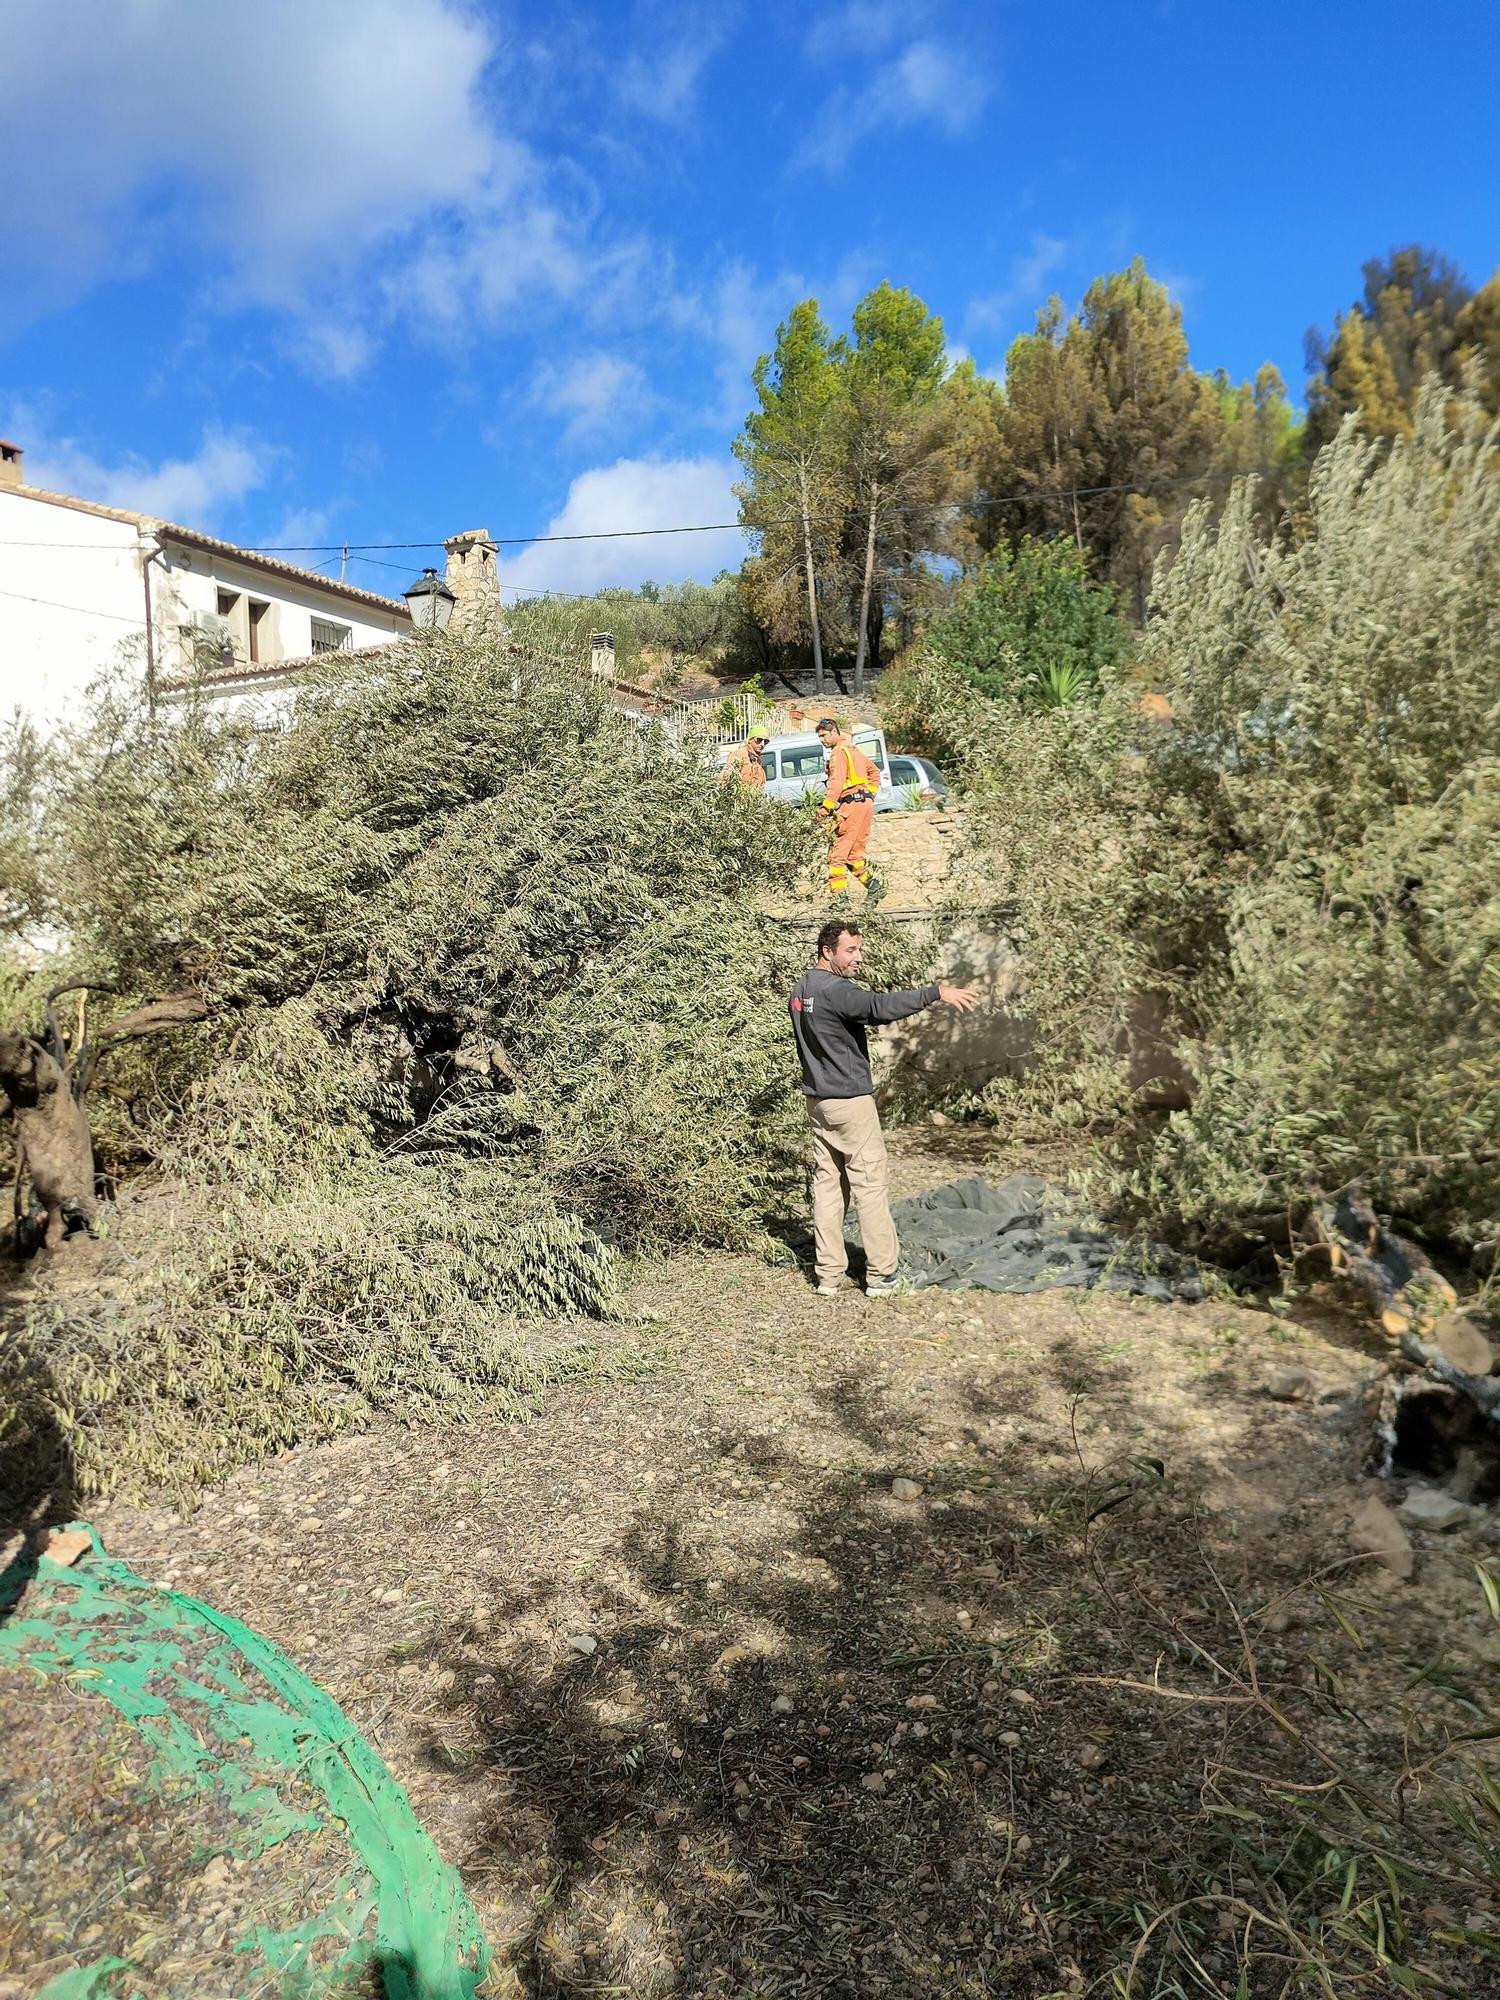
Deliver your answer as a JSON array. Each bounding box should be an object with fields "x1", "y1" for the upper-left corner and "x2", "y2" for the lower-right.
[{"x1": 6, "y1": 1134, "x2": 1500, "y2": 1998}]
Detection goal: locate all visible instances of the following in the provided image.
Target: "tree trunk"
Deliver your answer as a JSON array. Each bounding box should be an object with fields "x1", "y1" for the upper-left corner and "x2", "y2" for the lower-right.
[
  {"x1": 853, "y1": 482, "x2": 879, "y2": 697},
  {"x1": 0, "y1": 1033, "x2": 96, "y2": 1250},
  {"x1": 797, "y1": 462, "x2": 825, "y2": 696}
]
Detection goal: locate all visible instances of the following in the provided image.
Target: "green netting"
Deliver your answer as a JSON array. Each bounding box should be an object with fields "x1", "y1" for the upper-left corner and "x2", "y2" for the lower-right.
[
  {"x1": 36, "y1": 1961, "x2": 136, "y2": 2000},
  {"x1": 2, "y1": 1527, "x2": 490, "y2": 2000}
]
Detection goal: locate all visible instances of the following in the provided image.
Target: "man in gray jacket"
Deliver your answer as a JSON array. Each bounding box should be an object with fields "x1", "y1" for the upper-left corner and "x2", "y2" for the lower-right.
[{"x1": 789, "y1": 920, "x2": 977, "y2": 1296}]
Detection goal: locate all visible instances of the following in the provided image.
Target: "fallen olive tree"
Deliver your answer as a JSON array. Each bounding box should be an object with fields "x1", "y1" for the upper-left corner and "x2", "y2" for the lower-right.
[{"x1": 0, "y1": 627, "x2": 864, "y2": 1495}]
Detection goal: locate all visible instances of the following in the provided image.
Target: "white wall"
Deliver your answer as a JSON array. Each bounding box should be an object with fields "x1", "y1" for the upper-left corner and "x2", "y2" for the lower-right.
[
  {"x1": 0, "y1": 488, "x2": 147, "y2": 725},
  {"x1": 157, "y1": 543, "x2": 409, "y2": 670},
  {"x1": 0, "y1": 487, "x2": 411, "y2": 731}
]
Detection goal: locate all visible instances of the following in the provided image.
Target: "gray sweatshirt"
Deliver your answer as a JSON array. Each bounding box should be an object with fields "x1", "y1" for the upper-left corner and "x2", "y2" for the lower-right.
[{"x1": 788, "y1": 968, "x2": 941, "y2": 1098}]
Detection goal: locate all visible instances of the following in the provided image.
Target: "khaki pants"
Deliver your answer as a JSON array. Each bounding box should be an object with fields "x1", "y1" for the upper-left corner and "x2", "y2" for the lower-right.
[{"x1": 807, "y1": 1094, "x2": 900, "y2": 1286}]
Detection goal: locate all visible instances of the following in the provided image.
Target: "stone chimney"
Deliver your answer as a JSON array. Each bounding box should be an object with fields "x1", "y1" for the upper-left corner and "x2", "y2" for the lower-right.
[
  {"x1": 0, "y1": 440, "x2": 24, "y2": 488},
  {"x1": 443, "y1": 528, "x2": 502, "y2": 630}
]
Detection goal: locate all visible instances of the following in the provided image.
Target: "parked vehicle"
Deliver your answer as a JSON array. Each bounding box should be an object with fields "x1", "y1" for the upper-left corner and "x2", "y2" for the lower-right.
[
  {"x1": 711, "y1": 730, "x2": 950, "y2": 810},
  {"x1": 714, "y1": 726, "x2": 891, "y2": 804},
  {"x1": 875, "y1": 753, "x2": 950, "y2": 811}
]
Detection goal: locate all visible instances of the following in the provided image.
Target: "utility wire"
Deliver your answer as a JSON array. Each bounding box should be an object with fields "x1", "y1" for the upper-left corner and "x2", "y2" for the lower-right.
[
  {"x1": 0, "y1": 581, "x2": 147, "y2": 625},
  {"x1": 258, "y1": 465, "x2": 1286, "y2": 552},
  {"x1": 0, "y1": 464, "x2": 1290, "y2": 556}
]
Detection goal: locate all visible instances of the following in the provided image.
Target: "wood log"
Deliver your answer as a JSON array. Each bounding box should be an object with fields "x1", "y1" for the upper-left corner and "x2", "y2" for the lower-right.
[
  {"x1": 94, "y1": 991, "x2": 209, "y2": 1042},
  {"x1": 1316, "y1": 1185, "x2": 1457, "y2": 1339}
]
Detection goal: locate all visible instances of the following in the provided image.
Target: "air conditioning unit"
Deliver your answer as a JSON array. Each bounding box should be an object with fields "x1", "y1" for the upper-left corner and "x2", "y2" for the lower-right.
[{"x1": 181, "y1": 610, "x2": 235, "y2": 668}]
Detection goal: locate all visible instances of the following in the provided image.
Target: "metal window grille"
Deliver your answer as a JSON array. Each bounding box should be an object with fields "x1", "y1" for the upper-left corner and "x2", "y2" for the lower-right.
[{"x1": 311, "y1": 618, "x2": 352, "y2": 655}]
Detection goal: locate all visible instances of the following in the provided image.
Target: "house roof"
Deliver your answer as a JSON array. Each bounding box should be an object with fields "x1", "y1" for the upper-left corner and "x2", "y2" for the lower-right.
[
  {"x1": 159, "y1": 642, "x2": 404, "y2": 699},
  {"x1": 5, "y1": 480, "x2": 413, "y2": 622}
]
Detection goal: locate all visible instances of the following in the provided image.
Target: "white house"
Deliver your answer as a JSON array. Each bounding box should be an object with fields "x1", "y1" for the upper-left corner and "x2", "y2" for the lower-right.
[{"x1": 0, "y1": 439, "x2": 415, "y2": 728}]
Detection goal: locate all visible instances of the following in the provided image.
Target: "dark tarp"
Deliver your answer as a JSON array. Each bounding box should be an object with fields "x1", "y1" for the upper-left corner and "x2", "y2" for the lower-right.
[{"x1": 849, "y1": 1174, "x2": 1205, "y2": 1302}]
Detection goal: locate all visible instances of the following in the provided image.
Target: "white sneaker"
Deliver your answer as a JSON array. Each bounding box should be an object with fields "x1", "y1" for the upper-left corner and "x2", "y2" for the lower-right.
[
  {"x1": 815, "y1": 1281, "x2": 845, "y2": 1297},
  {"x1": 865, "y1": 1277, "x2": 905, "y2": 1297}
]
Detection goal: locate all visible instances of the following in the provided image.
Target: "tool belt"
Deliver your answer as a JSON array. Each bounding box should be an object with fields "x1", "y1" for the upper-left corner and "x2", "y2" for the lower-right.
[{"x1": 837, "y1": 788, "x2": 873, "y2": 805}]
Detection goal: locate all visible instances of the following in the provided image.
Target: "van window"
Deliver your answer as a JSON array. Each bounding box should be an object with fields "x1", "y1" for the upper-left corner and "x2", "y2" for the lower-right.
[
  {"x1": 889, "y1": 758, "x2": 920, "y2": 786},
  {"x1": 781, "y1": 746, "x2": 827, "y2": 779},
  {"x1": 759, "y1": 751, "x2": 776, "y2": 777},
  {"x1": 854, "y1": 731, "x2": 887, "y2": 770}
]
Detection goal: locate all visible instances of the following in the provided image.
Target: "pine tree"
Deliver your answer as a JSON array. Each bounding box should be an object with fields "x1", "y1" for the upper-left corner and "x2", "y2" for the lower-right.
[
  {"x1": 1211, "y1": 362, "x2": 1304, "y2": 529},
  {"x1": 733, "y1": 300, "x2": 840, "y2": 692},
  {"x1": 1456, "y1": 270, "x2": 1500, "y2": 417},
  {"x1": 833, "y1": 284, "x2": 964, "y2": 691},
  {"x1": 1305, "y1": 246, "x2": 1497, "y2": 449},
  {"x1": 978, "y1": 262, "x2": 1222, "y2": 616}
]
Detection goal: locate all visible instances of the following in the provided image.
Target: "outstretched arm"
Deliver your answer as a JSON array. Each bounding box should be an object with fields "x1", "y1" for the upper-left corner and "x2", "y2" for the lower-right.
[{"x1": 826, "y1": 978, "x2": 980, "y2": 1024}]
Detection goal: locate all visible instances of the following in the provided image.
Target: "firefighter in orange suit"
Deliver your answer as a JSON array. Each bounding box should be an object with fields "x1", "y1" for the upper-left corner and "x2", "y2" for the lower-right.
[
  {"x1": 721, "y1": 733, "x2": 769, "y2": 791},
  {"x1": 815, "y1": 716, "x2": 881, "y2": 893}
]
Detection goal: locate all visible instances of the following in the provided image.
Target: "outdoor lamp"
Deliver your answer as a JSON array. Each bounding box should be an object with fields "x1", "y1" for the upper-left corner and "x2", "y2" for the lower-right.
[{"x1": 404, "y1": 566, "x2": 456, "y2": 630}]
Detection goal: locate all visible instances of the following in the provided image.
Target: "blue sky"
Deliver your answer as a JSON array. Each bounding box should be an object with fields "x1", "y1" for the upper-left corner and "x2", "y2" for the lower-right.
[{"x1": 2, "y1": 0, "x2": 1496, "y2": 603}]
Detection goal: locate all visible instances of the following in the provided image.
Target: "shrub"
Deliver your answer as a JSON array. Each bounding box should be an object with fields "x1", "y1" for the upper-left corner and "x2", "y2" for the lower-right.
[
  {"x1": 924, "y1": 536, "x2": 1131, "y2": 706},
  {"x1": 40, "y1": 628, "x2": 814, "y2": 1240},
  {"x1": 505, "y1": 574, "x2": 760, "y2": 682},
  {"x1": 955, "y1": 385, "x2": 1500, "y2": 1250}
]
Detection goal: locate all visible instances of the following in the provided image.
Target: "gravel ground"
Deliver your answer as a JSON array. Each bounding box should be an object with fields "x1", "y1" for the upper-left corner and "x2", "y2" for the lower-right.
[{"x1": 6, "y1": 1137, "x2": 1500, "y2": 1996}]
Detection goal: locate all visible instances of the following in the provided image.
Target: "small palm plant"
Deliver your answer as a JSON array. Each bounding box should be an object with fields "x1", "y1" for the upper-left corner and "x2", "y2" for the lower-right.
[{"x1": 1035, "y1": 658, "x2": 1091, "y2": 708}]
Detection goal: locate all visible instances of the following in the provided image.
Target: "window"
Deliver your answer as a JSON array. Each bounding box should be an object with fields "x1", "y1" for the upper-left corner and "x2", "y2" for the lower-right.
[
  {"x1": 216, "y1": 588, "x2": 239, "y2": 618},
  {"x1": 781, "y1": 746, "x2": 828, "y2": 779},
  {"x1": 889, "y1": 758, "x2": 919, "y2": 786},
  {"x1": 311, "y1": 617, "x2": 352, "y2": 655},
  {"x1": 854, "y1": 731, "x2": 886, "y2": 769},
  {"x1": 759, "y1": 751, "x2": 776, "y2": 778}
]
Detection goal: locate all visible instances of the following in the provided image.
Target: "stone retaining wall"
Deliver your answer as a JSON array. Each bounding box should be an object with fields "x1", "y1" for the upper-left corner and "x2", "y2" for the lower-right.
[{"x1": 769, "y1": 808, "x2": 1188, "y2": 1106}]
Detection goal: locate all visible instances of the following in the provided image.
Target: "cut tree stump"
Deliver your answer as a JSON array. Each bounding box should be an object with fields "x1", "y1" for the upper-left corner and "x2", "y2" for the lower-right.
[
  {"x1": 0, "y1": 1032, "x2": 97, "y2": 1249},
  {"x1": 1315, "y1": 1186, "x2": 1457, "y2": 1339}
]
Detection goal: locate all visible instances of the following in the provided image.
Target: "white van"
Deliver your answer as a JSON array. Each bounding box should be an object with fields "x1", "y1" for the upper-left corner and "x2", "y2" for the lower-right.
[{"x1": 719, "y1": 726, "x2": 891, "y2": 805}]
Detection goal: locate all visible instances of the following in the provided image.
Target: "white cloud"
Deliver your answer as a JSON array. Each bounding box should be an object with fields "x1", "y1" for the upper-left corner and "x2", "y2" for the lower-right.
[
  {"x1": 967, "y1": 234, "x2": 1071, "y2": 336},
  {"x1": 1157, "y1": 270, "x2": 1202, "y2": 311},
  {"x1": 14, "y1": 418, "x2": 274, "y2": 526},
  {"x1": 528, "y1": 353, "x2": 655, "y2": 441},
  {"x1": 616, "y1": 1, "x2": 740, "y2": 120},
  {"x1": 803, "y1": 0, "x2": 909, "y2": 64},
  {"x1": 0, "y1": 0, "x2": 497, "y2": 323},
  {"x1": 796, "y1": 34, "x2": 990, "y2": 173},
  {"x1": 504, "y1": 456, "x2": 746, "y2": 597},
  {"x1": 283, "y1": 322, "x2": 379, "y2": 385},
  {"x1": 0, "y1": 0, "x2": 648, "y2": 373},
  {"x1": 666, "y1": 251, "x2": 876, "y2": 429},
  {"x1": 381, "y1": 186, "x2": 665, "y2": 359},
  {"x1": 264, "y1": 505, "x2": 334, "y2": 552}
]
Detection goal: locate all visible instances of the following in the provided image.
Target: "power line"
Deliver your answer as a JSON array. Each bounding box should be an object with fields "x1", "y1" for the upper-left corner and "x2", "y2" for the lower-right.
[
  {"x1": 0, "y1": 463, "x2": 1290, "y2": 558},
  {"x1": 251, "y1": 464, "x2": 1293, "y2": 551},
  {"x1": 340, "y1": 552, "x2": 578, "y2": 600},
  {"x1": 0, "y1": 581, "x2": 147, "y2": 625}
]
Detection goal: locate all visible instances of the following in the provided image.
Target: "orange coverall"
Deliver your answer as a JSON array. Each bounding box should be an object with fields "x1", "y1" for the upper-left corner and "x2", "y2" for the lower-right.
[
  {"x1": 722, "y1": 742, "x2": 768, "y2": 791},
  {"x1": 820, "y1": 738, "x2": 881, "y2": 891}
]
